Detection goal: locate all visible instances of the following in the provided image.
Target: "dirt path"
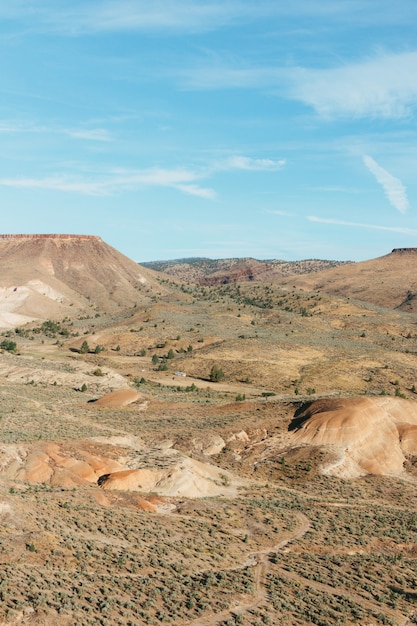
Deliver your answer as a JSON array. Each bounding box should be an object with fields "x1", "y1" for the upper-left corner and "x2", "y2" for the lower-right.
[
  {"x1": 188, "y1": 512, "x2": 310, "y2": 626},
  {"x1": 188, "y1": 508, "x2": 411, "y2": 626},
  {"x1": 146, "y1": 371, "x2": 267, "y2": 396}
]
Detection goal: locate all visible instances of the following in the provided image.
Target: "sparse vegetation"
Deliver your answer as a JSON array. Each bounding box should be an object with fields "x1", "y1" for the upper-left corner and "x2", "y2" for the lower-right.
[
  {"x1": 210, "y1": 364, "x2": 225, "y2": 382},
  {"x1": 1, "y1": 243, "x2": 417, "y2": 625},
  {"x1": 0, "y1": 339, "x2": 17, "y2": 352},
  {"x1": 79, "y1": 340, "x2": 90, "y2": 354}
]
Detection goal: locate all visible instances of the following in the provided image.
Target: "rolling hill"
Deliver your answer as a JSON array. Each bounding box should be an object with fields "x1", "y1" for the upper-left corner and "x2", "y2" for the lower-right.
[{"x1": 282, "y1": 248, "x2": 417, "y2": 312}]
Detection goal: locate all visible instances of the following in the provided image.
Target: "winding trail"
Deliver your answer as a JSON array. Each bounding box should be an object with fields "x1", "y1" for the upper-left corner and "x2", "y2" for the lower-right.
[
  {"x1": 189, "y1": 512, "x2": 310, "y2": 626},
  {"x1": 188, "y1": 508, "x2": 411, "y2": 626}
]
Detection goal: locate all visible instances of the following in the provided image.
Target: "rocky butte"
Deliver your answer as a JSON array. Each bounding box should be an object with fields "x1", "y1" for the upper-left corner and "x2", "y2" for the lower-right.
[{"x1": 0, "y1": 234, "x2": 165, "y2": 327}]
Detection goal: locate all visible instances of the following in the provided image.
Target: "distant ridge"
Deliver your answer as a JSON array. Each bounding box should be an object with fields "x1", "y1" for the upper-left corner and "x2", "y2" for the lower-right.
[
  {"x1": 143, "y1": 256, "x2": 350, "y2": 285},
  {"x1": 283, "y1": 248, "x2": 417, "y2": 312}
]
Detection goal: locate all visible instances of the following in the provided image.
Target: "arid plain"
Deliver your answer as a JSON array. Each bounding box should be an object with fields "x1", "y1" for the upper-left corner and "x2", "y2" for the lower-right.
[{"x1": 0, "y1": 235, "x2": 416, "y2": 626}]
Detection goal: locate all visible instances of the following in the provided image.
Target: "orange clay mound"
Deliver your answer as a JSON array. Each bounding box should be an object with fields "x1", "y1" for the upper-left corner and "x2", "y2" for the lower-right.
[
  {"x1": 92, "y1": 388, "x2": 142, "y2": 407},
  {"x1": 290, "y1": 397, "x2": 417, "y2": 478},
  {"x1": 0, "y1": 438, "x2": 241, "y2": 498},
  {"x1": 0, "y1": 441, "x2": 123, "y2": 488},
  {"x1": 97, "y1": 452, "x2": 240, "y2": 498}
]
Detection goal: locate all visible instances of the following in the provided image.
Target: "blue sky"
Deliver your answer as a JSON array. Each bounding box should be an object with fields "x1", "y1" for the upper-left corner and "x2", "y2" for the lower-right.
[{"x1": 1, "y1": 1, "x2": 417, "y2": 262}]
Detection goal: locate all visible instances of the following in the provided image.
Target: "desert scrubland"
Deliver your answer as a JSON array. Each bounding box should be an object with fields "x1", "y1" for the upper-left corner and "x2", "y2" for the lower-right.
[{"x1": 0, "y1": 236, "x2": 416, "y2": 625}]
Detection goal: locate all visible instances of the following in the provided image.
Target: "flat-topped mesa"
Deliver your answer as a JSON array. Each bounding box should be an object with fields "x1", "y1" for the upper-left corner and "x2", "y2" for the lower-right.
[
  {"x1": 0, "y1": 234, "x2": 102, "y2": 241},
  {"x1": 391, "y1": 247, "x2": 417, "y2": 254}
]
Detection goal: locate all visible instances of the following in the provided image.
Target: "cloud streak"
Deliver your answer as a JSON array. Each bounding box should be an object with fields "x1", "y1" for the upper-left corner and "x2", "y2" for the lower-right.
[
  {"x1": 0, "y1": 152, "x2": 282, "y2": 199},
  {"x1": 223, "y1": 156, "x2": 286, "y2": 171},
  {"x1": 0, "y1": 120, "x2": 112, "y2": 142},
  {"x1": 307, "y1": 216, "x2": 417, "y2": 235},
  {"x1": 2, "y1": 1, "x2": 416, "y2": 35},
  {"x1": 66, "y1": 128, "x2": 111, "y2": 142},
  {"x1": 0, "y1": 168, "x2": 216, "y2": 199},
  {"x1": 363, "y1": 155, "x2": 409, "y2": 213}
]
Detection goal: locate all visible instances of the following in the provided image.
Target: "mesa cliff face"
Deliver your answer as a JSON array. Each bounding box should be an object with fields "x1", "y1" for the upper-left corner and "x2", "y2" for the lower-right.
[
  {"x1": 0, "y1": 234, "x2": 101, "y2": 240},
  {"x1": 0, "y1": 234, "x2": 166, "y2": 327}
]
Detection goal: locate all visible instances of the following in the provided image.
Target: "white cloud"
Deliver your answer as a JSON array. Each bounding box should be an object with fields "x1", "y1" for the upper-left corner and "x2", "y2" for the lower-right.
[
  {"x1": 307, "y1": 215, "x2": 417, "y2": 235},
  {"x1": 0, "y1": 177, "x2": 108, "y2": 196},
  {"x1": 181, "y1": 51, "x2": 417, "y2": 120},
  {"x1": 175, "y1": 184, "x2": 217, "y2": 199},
  {"x1": 0, "y1": 120, "x2": 112, "y2": 142},
  {"x1": 363, "y1": 155, "x2": 409, "y2": 213},
  {"x1": 66, "y1": 128, "x2": 112, "y2": 142},
  {"x1": 224, "y1": 156, "x2": 286, "y2": 171},
  {"x1": 0, "y1": 149, "x2": 282, "y2": 200},
  {"x1": 289, "y1": 52, "x2": 417, "y2": 119},
  {"x1": 0, "y1": 167, "x2": 216, "y2": 199}
]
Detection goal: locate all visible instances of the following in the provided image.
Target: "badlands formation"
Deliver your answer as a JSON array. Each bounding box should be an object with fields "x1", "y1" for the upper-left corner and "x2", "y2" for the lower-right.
[
  {"x1": 291, "y1": 396, "x2": 417, "y2": 478},
  {"x1": 0, "y1": 234, "x2": 163, "y2": 328},
  {"x1": 0, "y1": 235, "x2": 416, "y2": 625}
]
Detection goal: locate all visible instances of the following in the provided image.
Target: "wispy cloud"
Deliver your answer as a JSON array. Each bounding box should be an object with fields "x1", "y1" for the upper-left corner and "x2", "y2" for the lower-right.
[
  {"x1": 223, "y1": 156, "x2": 286, "y2": 171},
  {"x1": 265, "y1": 209, "x2": 292, "y2": 216},
  {"x1": 181, "y1": 51, "x2": 417, "y2": 120},
  {"x1": 66, "y1": 128, "x2": 111, "y2": 142},
  {"x1": 0, "y1": 150, "x2": 282, "y2": 199},
  {"x1": 289, "y1": 52, "x2": 417, "y2": 119},
  {"x1": 2, "y1": 1, "x2": 415, "y2": 35},
  {"x1": 307, "y1": 215, "x2": 417, "y2": 235},
  {"x1": 310, "y1": 186, "x2": 367, "y2": 194},
  {"x1": 363, "y1": 155, "x2": 409, "y2": 213},
  {"x1": 0, "y1": 177, "x2": 105, "y2": 195},
  {"x1": 175, "y1": 184, "x2": 216, "y2": 199},
  {"x1": 0, "y1": 167, "x2": 216, "y2": 199},
  {"x1": 0, "y1": 120, "x2": 112, "y2": 142},
  {"x1": 0, "y1": 1, "x2": 275, "y2": 35}
]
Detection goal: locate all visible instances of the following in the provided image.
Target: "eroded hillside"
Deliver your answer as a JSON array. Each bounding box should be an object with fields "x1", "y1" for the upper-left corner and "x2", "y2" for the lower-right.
[
  {"x1": 0, "y1": 240, "x2": 416, "y2": 625},
  {"x1": 0, "y1": 234, "x2": 168, "y2": 328}
]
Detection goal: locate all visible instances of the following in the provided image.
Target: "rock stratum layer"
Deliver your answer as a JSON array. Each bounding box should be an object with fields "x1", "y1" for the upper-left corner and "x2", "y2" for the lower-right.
[
  {"x1": 290, "y1": 396, "x2": 417, "y2": 478},
  {"x1": 0, "y1": 234, "x2": 101, "y2": 240},
  {"x1": 0, "y1": 234, "x2": 165, "y2": 327},
  {"x1": 0, "y1": 437, "x2": 240, "y2": 498}
]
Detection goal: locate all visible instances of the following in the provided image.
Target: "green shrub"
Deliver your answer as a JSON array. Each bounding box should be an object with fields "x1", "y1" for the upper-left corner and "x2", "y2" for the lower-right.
[
  {"x1": 210, "y1": 365, "x2": 224, "y2": 382},
  {"x1": 0, "y1": 340, "x2": 16, "y2": 352},
  {"x1": 79, "y1": 340, "x2": 89, "y2": 354}
]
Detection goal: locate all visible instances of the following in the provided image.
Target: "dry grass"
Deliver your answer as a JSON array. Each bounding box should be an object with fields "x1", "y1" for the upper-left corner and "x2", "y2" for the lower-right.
[{"x1": 0, "y1": 270, "x2": 417, "y2": 624}]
